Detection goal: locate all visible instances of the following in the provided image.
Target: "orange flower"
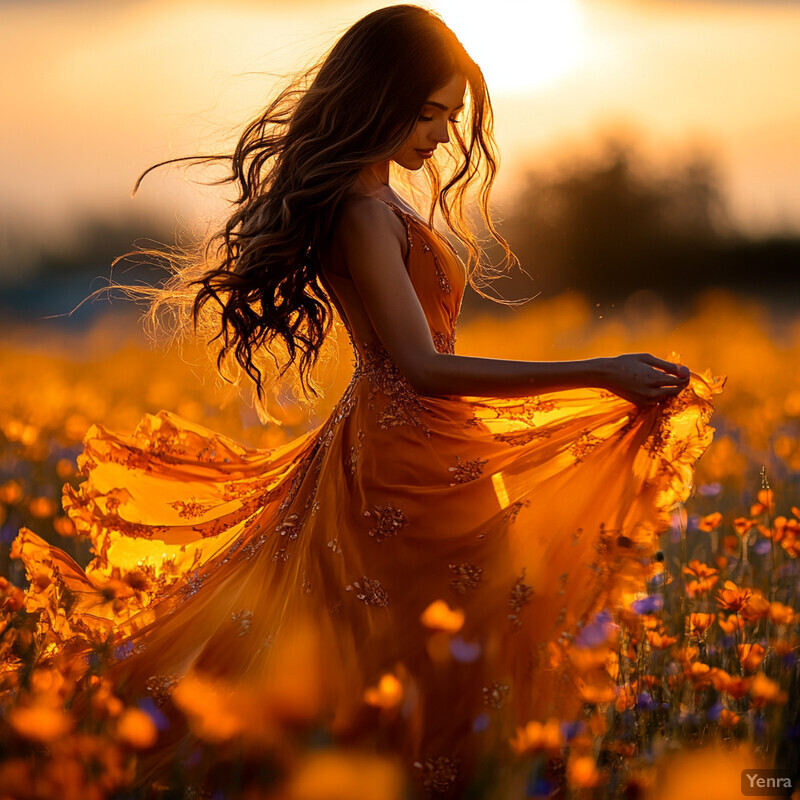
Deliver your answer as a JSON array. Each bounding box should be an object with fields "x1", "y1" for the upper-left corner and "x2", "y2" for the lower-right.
[
  {"x1": 757, "y1": 516, "x2": 798, "y2": 542},
  {"x1": 683, "y1": 560, "x2": 718, "y2": 579},
  {"x1": 509, "y1": 717, "x2": 565, "y2": 755},
  {"x1": 28, "y1": 497, "x2": 58, "y2": 518},
  {"x1": 724, "y1": 677, "x2": 753, "y2": 700},
  {"x1": 8, "y1": 699, "x2": 74, "y2": 743},
  {"x1": 741, "y1": 593, "x2": 770, "y2": 621},
  {"x1": 420, "y1": 600, "x2": 464, "y2": 633},
  {"x1": 52, "y1": 515, "x2": 77, "y2": 538},
  {"x1": 781, "y1": 535, "x2": 800, "y2": 559},
  {"x1": 768, "y1": 602, "x2": 799, "y2": 626},
  {"x1": 675, "y1": 645, "x2": 699, "y2": 664},
  {"x1": 718, "y1": 708, "x2": 740, "y2": 729},
  {"x1": 686, "y1": 576, "x2": 719, "y2": 598},
  {"x1": 576, "y1": 674, "x2": 617, "y2": 705},
  {"x1": 716, "y1": 581, "x2": 752, "y2": 612},
  {"x1": 718, "y1": 613, "x2": 745, "y2": 634},
  {"x1": 733, "y1": 518, "x2": 756, "y2": 537},
  {"x1": 709, "y1": 667, "x2": 752, "y2": 699},
  {"x1": 722, "y1": 534, "x2": 739, "y2": 554},
  {"x1": 646, "y1": 630, "x2": 677, "y2": 649},
  {"x1": 568, "y1": 646, "x2": 610, "y2": 672},
  {"x1": 567, "y1": 755, "x2": 602, "y2": 789},
  {"x1": 750, "y1": 489, "x2": 775, "y2": 516},
  {"x1": 738, "y1": 643, "x2": 766, "y2": 671},
  {"x1": 687, "y1": 662, "x2": 712, "y2": 687},
  {"x1": 708, "y1": 667, "x2": 732, "y2": 690},
  {"x1": 364, "y1": 672, "x2": 403, "y2": 710},
  {"x1": 773, "y1": 638, "x2": 798, "y2": 657},
  {"x1": 614, "y1": 684, "x2": 636, "y2": 713},
  {"x1": 282, "y1": 750, "x2": 406, "y2": 800},
  {"x1": 687, "y1": 612, "x2": 716, "y2": 638},
  {"x1": 697, "y1": 512, "x2": 723, "y2": 532},
  {"x1": 116, "y1": 707, "x2": 158, "y2": 749},
  {"x1": 0, "y1": 479, "x2": 23, "y2": 504},
  {"x1": 748, "y1": 672, "x2": 787, "y2": 708}
]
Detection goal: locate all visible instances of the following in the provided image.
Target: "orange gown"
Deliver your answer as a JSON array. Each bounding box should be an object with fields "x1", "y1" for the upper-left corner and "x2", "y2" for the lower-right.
[{"x1": 6, "y1": 199, "x2": 722, "y2": 798}]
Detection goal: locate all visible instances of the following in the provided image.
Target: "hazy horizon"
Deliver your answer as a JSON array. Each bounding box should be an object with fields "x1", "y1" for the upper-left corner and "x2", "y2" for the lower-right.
[{"x1": 2, "y1": 0, "x2": 799, "y2": 252}]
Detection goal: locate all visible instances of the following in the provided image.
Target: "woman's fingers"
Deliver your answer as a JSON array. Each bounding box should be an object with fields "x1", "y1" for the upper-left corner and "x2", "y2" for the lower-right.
[
  {"x1": 656, "y1": 373, "x2": 690, "y2": 387},
  {"x1": 642, "y1": 354, "x2": 689, "y2": 378}
]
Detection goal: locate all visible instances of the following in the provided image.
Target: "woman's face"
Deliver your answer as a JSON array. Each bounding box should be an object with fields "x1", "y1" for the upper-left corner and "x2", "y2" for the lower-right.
[{"x1": 391, "y1": 73, "x2": 467, "y2": 169}]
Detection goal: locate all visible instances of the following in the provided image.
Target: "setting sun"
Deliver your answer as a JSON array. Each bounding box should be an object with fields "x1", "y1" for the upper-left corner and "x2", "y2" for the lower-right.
[{"x1": 432, "y1": 0, "x2": 586, "y2": 93}]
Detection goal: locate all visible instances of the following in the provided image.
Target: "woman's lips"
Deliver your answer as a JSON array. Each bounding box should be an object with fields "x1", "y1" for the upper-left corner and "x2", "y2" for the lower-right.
[{"x1": 416, "y1": 149, "x2": 434, "y2": 158}]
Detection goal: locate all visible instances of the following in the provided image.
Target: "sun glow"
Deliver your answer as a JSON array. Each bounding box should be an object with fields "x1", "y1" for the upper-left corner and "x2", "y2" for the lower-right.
[{"x1": 432, "y1": 0, "x2": 586, "y2": 94}]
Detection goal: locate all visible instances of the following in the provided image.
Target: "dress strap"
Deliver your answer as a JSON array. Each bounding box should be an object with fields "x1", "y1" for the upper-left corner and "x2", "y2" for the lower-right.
[{"x1": 374, "y1": 197, "x2": 430, "y2": 230}]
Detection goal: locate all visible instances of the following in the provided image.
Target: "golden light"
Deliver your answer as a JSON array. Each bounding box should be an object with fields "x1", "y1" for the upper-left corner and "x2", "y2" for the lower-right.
[{"x1": 432, "y1": 0, "x2": 586, "y2": 94}]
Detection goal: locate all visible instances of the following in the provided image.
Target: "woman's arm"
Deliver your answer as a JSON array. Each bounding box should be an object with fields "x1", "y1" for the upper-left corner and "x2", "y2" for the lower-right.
[{"x1": 335, "y1": 195, "x2": 688, "y2": 405}]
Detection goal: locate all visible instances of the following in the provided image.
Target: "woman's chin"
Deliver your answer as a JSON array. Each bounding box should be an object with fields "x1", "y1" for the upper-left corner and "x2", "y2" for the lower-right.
[{"x1": 394, "y1": 155, "x2": 426, "y2": 171}]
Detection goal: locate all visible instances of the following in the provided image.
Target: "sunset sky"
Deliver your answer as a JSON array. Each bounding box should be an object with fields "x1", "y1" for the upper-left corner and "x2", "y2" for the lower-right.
[{"x1": 1, "y1": 0, "x2": 799, "y2": 257}]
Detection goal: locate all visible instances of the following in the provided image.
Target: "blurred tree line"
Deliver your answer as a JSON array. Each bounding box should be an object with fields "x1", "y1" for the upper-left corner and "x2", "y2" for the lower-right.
[
  {"x1": 464, "y1": 135, "x2": 800, "y2": 314},
  {"x1": 1, "y1": 133, "x2": 799, "y2": 327}
]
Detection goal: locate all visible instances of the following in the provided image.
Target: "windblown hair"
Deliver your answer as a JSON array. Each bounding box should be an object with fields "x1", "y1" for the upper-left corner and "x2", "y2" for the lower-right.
[{"x1": 109, "y1": 4, "x2": 519, "y2": 423}]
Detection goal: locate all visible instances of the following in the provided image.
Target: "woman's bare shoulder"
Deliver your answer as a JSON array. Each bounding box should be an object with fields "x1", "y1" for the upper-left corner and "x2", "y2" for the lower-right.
[{"x1": 334, "y1": 193, "x2": 406, "y2": 252}]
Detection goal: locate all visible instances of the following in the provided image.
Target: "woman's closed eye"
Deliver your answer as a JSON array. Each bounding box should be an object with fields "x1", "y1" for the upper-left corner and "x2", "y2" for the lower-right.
[{"x1": 418, "y1": 115, "x2": 461, "y2": 123}]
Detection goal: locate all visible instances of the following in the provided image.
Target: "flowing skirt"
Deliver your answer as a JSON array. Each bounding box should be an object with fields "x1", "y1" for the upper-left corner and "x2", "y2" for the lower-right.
[{"x1": 7, "y1": 346, "x2": 724, "y2": 797}]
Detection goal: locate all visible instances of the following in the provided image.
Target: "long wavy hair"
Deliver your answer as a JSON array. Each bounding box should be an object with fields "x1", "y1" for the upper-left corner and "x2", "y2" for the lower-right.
[{"x1": 109, "y1": 4, "x2": 520, "y2": 424}]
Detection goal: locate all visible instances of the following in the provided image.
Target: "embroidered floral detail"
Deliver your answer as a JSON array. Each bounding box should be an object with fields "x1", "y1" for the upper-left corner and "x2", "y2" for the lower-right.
[
  {"x1": 178, "y1": 570, "x2": 207, "y2": 601},
  {"x1": 448, "y1": 562, "x2": 483, "y2": 595},
  {"x1": 241, "y1": 531, "x2": 269, "y2": 560},
  {"x1": 328, "y1": 600, "x2": 343, "y2": 616},
  {"x1": 146, "y1": 433, "x2": 187, "y2": 460},
  {"x1": 115, "y1": 520, "x2": 165, "y2": 539},
  {"x1": 330, "y1": 378, "x2": 358, "y2": 424},
  {"x1": 355, "y1": 342, "x2": 433, "y2": 438},
  {"x1": 364, "y1": 502, "x2": 408, "y2": 543},
  {"x1": 509, "y1": 567, "x2": 534, "y2": 629},
  {"x1": 413, "y1": 756, "x2": 461, "y2": 793},
  {"x1": 301, "y1": 571, "x2": 312, "y2": 594},
  {"x1": 346, "y1": 576, "x2": 389, "y2": 607},
  {"x1": 557, "y1": 572, "x2": 569, "y2": 597},
  {"x1": 570, "y1": 432, "x2": 603, "y2": 464},
  {"x1": 491, "y1": 429, "x2": 550, "y2": 447},
  {"x1": 523, "y1": 396, "x2": 558, "y2": 415},
  {"x1": 327, "y1": 538, "x2": 343, "y2": 555},
  {"x1": 231, "y1": 608, "x2": 252, "y2": 636},
  {"x1": 279, "y1": 469, "x2": 306, "y2": 512},
  {"x1": 348, "y1": 429, "x2": 366, "y2": 476},
  {"x1": 276, "y1": 514, "x2": 302, "y2": 541},
  {"x1": 448, "y1": 455, "x2": 489, "y2": 485},
  {"x1": 169, "y1": 497, "x2": 208, "y2": 520},
  {"x1": 432, "y1": 251, "x2": 451, "y2": 294},
  {"x1": 431, "y1": 329, "x2": 457, "y2": 355},
  {"x1": 502, "y1": 499, "x2": 530, "y2": 524},
  {"x1": 482, "y1": 682, "x2": 510, "y2": 710},
  {"x1": 272, "y1": 548, "x2": 291, "y2": 563},
  {"x1": 145, "y1": 674, "x2": 179, "y2": 707}
]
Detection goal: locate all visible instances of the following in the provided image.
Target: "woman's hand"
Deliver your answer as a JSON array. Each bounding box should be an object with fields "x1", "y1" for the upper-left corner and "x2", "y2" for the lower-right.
[{"x1": 599, "y1": 353, "x2": 690, "y2": 407}]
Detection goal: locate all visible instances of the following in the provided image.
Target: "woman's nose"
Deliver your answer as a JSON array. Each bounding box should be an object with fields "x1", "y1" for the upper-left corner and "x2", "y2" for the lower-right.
[{"x1": 433, "y1": 120, "x2": 450, "y2": 144}]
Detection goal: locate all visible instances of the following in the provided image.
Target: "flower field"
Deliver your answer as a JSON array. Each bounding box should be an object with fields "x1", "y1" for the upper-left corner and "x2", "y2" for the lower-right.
[{"x1": 1, "y1": 288, "x2": 799, "y2": 799}]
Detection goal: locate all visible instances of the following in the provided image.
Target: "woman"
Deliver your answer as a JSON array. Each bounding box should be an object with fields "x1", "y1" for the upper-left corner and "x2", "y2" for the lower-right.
[{"x1": 6, "y1": 5, "x2": 721, "y2": 798}]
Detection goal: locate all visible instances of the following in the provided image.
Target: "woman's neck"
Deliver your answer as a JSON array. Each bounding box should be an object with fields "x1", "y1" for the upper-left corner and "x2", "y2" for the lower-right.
[{"x1": 352, "y1": 161, "x2": 391, "y2": 195}]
